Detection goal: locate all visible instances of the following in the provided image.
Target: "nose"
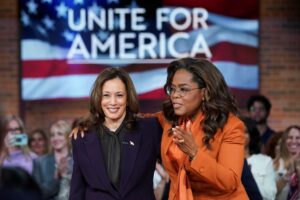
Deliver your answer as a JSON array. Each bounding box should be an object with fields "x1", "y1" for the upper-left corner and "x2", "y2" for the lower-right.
[
  {"x1": 109, "y1": 96, "x2": 117, "y2": 104},
  {"x1": 171, "y1": 88, "x2": 182, "y2": 98}
]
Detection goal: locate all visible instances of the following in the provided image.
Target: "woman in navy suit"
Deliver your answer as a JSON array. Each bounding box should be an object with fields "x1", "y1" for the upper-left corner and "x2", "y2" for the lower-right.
[{"x1": 69, "y1": 68, "x2": 162, "y2": 200}]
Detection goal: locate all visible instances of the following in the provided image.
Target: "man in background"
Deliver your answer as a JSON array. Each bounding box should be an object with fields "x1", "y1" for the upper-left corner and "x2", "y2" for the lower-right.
[{"x1": 247, "y1": 95, "x2": 276, "y2": 151}]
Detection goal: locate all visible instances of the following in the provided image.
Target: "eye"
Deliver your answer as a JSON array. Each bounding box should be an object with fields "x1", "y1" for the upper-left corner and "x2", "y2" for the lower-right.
[
  {"x1": 179, "y1": 87, "x2": 190, "y2": 93},
  {"x1": 102, "y1": 93, "x2": 110, "y2": 98}
]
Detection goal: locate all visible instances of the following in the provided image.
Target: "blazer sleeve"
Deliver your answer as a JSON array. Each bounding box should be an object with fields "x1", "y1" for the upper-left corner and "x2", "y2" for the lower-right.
[
  {"x1": 32, "y1": 157, "x2": 60, "y2": 199},
  {"x1": 69, "y1": 138, "x2": 86, "y2": 200},
  {"x1": 185, "y1": 116, "x2": 245, "y2": 193}
]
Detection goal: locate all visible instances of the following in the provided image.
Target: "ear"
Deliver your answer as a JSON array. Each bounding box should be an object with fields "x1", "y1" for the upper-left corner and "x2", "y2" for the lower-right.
[{"x1": 201, "y1": 88, "x2": 209, "y2": 101}]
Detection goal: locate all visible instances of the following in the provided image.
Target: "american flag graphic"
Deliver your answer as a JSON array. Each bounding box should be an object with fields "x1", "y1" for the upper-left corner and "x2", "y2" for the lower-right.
[{"x1": 20, "y1": 0, "x2": 259, "y2": 106}]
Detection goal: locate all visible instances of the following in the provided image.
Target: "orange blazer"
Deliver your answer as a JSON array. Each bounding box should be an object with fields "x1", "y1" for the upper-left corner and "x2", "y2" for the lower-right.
[{"x1": 156, "y1": 112, "x2": 249, "y2": 200}]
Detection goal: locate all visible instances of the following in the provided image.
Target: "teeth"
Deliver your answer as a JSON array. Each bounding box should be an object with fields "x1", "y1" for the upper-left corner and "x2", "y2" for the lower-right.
[{"x1": 108, "y1": 108, "x2": 118, "y2": 112}]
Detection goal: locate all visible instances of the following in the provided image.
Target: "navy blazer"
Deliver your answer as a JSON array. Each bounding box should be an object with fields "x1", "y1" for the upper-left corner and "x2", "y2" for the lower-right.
[{"x1": 69, "y1": 117, "x2": 162, "y2": 200}]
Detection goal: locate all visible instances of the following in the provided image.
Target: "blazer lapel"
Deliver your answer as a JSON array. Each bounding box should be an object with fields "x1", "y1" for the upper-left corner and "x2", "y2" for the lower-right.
[
  {"x1": 119, "y1": 128, "x2": 141, "y2": 194},
  {"x1": 83, "y1": 129, "x2": 118, "y2": 197}
]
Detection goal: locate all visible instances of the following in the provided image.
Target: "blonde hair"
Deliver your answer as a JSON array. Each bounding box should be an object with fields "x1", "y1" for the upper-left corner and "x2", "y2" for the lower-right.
[
  {"x1": 2, "y1": 115, "x2": 33, "y2": 161},
  {"x1": 49, "y1": 119, "x2": 72, "y2": 153},
  {"x1": 274, "y1": 125, "x2": 300, "y2": 170}
]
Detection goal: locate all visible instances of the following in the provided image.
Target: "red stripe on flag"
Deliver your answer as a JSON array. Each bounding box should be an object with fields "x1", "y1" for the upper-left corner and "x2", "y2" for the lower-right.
[{"x1": 163, "y1": 0, "x2": 259, "y2": 19}]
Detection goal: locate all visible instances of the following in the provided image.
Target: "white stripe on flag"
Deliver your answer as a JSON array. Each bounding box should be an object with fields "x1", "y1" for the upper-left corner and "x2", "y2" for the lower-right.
[{"x1": 22, "y1": 62, "x2": 257, "y2": 100}]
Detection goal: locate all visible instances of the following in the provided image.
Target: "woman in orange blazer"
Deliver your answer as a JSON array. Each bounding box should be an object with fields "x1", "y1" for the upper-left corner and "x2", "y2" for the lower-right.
[{"x1": 156, "y1": 58, "x2": 249, "y2": 200}]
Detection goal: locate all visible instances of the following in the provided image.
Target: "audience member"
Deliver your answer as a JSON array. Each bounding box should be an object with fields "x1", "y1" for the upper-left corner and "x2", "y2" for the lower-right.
[
  {"x1": 247, "y1": 95, "x2": 276, "y2": 150},
  {"x1": 274, "y1": 125, "x2": 300, "y2": 199},
  {"x1": 243, "y1": 117, "x2": 277, "y2": 200},
  {"x1": 29, "y1": 129, "x2": 49, "y2": 156},
  {"x1": 0, "y1": 115, "x2": 43, "y2": 200},
  {"x1": 0, "y1": 115, "x2": 37, "y2": 174},
  {"x1": 33, "y1": 119, "x2": 73, "y2": 200}
]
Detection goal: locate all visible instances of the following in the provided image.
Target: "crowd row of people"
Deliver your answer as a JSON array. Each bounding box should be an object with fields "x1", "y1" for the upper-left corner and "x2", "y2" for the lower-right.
[
  {"x1": 0, "y1": 57, "x2": 299, "y2": 200},
  {"x1": 0, "y1": 116, "x2": 73, "y2": 199}
]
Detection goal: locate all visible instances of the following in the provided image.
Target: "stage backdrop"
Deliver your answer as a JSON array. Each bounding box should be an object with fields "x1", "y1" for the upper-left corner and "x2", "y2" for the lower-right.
[{"x1": 20, "y1": 0, "x2": 259, "y2": 108}]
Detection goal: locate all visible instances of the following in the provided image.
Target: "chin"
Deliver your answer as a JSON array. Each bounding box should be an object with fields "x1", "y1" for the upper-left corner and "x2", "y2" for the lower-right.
[{"x1": 174, "y1": 110, "x2": 185, "y2": 116}]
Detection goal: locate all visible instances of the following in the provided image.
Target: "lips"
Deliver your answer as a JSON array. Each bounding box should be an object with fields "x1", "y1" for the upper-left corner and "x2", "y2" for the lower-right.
[
  {"x1": 172, "y1": 103, "x2": 182, "y2": 109},
  {"x1": 106, "y1": 108, "x2": 119, "y2": 113}
]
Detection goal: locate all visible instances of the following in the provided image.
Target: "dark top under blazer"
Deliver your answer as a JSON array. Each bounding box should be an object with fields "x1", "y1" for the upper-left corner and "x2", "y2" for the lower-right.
[{"x1": 69, "y1": 117, "x2": 162, "y2": 200}]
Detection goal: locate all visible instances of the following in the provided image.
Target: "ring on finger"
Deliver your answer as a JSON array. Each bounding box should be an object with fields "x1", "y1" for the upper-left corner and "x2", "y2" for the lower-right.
[{"x1": 178, "y1": 139, "x2": 185, "y2": 143}]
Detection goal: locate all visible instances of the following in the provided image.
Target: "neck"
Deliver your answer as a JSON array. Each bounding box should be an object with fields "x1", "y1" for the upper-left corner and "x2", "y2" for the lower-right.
[
  {"x1": 256, "y1": 124, "x2": 268, "y2": 135},
  {"x1": 54, "y1": 147, "x2": 68, "y2": 160},
  {"x1": 8, "y1": 146, "x2": 21, "y2": 153},
  {"x1": 185, "y1": 110, "x2": 203, "y2": 122},
  {"x1": 104, "y1": 113, "x2": 126, "y2": 132}
]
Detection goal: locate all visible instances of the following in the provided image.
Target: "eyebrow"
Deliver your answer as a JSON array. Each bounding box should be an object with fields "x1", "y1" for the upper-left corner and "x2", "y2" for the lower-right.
[
  {"x1": 171, "y1": 83, "x2": 193, "y2": 87},
  {"x1": 102, "y1": 91, "x2": 125, "y2": 94}
]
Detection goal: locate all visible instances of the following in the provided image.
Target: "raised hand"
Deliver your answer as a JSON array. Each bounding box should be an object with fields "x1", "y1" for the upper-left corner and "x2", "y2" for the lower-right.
[
  {"x1": 69, "y1": 126, "x2": 87, "y2": 140},
  {"x1": 172, "y1": 120, "x2": 198, "y2": 160}
]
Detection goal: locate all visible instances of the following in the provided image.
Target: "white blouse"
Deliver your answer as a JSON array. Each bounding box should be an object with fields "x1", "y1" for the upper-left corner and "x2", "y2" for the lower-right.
[{"x1": 247, "y1": 154, "x2": 277, "y2": 200}]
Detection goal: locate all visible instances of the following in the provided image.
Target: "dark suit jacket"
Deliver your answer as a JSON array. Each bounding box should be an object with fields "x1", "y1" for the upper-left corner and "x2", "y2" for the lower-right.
[{"x1": 69, "y1": 117, "x2": 162, "y2": 200}]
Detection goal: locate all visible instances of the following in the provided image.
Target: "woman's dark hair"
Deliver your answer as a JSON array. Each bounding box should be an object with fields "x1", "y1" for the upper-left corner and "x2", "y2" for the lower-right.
[
  {"x1": 162, "y1": 58, "x2": 238, "y2": 148},
  {"x1": 242, "y1": 117, "x2": 261, "y2": 155},
  {"x1": 81, "y1": 68, "x2": 139, "y2": 129},
  {"x1": 265, "y1": 131, "x2": 283, "y2": 159}
]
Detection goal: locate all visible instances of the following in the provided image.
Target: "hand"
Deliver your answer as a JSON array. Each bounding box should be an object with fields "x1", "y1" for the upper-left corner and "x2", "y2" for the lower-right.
[
  {"x1": 56, "y1": 156, "x2": 71, "y2": 178},
  {"x1": 4, "y1": 133, "x2": 15, "y2": 148},
  {"x1": 69, "y1": 126, "x2": 87, "y2": 140},
  {"x1": 172, "y1": 120, "x2": 198, "y2": 160},
  {"x1": 155, "y1": 162, "x2": 169, "y2": 182}
]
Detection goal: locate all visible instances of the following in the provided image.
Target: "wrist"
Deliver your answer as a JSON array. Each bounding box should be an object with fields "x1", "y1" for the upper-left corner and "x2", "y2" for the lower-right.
[{"x1": 189, "y1": 149, "x2": 198, "y2": 161}]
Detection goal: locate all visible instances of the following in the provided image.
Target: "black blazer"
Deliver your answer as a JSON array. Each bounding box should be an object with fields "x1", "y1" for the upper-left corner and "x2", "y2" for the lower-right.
[{"x1": 69, "y1": 117, "x2": 162, "y2": 200}]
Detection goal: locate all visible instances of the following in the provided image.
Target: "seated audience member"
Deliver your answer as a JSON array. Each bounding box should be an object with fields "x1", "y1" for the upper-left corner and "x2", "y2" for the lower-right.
[
  {"x1": 0, "y1": 115, "x2": 37, "y2": 174},
  {"x1": 29, "y1": 129, "x2": 48, "y2": 156},
  {"x1": 274, "y1": 125, "x2": 300, "y2": 200},
  {"x1": 33, "y1": 119, "x2": 73, "y2": 200},
  {"x1": 247, "y1": 95, "x2": 276, "y2": 151},
  {"x1": 243, "y1": 117, "x2": 277, "y2": 200},
  {"x1": 0, "y1": 115, "x2": 43, "y2": 200},
  {"x1": 0, "y1": 167, "x2": 43, "y2": 200}
]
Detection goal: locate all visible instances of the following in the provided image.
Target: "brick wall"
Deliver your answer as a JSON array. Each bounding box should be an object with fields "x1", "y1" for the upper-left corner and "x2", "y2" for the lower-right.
[
  {"x1": 260, "y1": 0, "x2": 300, "y2": 131},
  {"x1": 0, "y1": 0, "x2": 19, "y2": 116},
  {"x1": 0, "y1": 0, "x2": 299, "y2": 132}
]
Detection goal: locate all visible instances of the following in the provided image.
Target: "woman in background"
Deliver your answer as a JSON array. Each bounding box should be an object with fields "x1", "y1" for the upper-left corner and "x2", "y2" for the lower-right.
[
  {"x1": 274, "y1": 125, "x2": 300, "y2": 199},
  {"x1": 33, "y1": 119, "x2": 73, "y2": 200},
  {"x1": 29, "y1": 129, "x2": 48, "y2": 156},
  {"x1": 0, "y1": 115, "x2": 37, "y2": 174},
  {"x1": 243, "y1": 117, "x2": 277, "y2": 200}
]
